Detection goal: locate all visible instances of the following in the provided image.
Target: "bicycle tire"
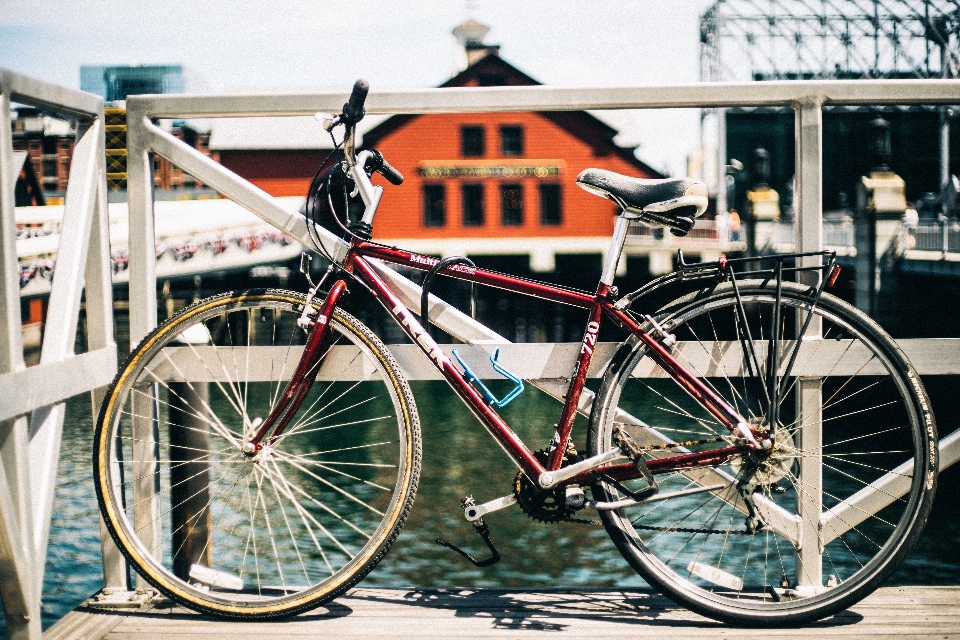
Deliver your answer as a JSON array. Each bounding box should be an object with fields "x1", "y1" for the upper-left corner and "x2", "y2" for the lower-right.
[
  {"x1": 587, "y1": 279, "x2": 937, "y2": 625},
  {"x1": 94, "y1": 288, "x2": 421, "y2": 619}
]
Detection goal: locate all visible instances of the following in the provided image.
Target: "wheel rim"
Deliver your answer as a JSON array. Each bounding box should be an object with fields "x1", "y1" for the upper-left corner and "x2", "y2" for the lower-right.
[
  {"x1": 97, "y1": 293, "x2": 417, "y2": 615},
  {"x1": 593, "y1": 284, "x2": 932, "y2": 620}
]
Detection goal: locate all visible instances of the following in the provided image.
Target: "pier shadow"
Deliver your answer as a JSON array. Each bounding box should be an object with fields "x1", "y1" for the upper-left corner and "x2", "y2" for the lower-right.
[
  {"x1": 64, "y1": 587, "x2": 864, "y2": 634},
  {"x1": 335, "y1": 587, "x2": 865, "y2": 631}
]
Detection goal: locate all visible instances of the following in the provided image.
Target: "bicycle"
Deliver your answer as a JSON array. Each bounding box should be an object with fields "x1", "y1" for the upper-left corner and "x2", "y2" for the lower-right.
[{"x1": 94, "y1": 80, "x2": 938, "y2": 625}]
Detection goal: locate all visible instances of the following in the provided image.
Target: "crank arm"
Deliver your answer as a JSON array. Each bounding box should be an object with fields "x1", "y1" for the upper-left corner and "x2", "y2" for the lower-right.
[
  {"x1": 463, "y1": 494, "x2": 517, "y2": 522},
  {"x1": 586, "y1": 483, "x2": 726, "y2": 511},
  {"x1": 538, "y1": 448, "x2": 625, "y2": 489}
]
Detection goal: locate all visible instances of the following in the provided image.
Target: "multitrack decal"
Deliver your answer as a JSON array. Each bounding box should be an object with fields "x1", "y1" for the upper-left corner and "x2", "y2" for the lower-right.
[
  {"x1": 391, "y1": 303, "x2": 451, "y2": 367},
  {"x1": 406, "y1": 253, "x2": 476, "y2": 275}
]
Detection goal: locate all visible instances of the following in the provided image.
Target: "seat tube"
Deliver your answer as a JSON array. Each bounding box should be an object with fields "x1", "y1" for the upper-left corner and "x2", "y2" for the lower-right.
[{"x1": 600, "y1": 214, "x2": 631, "y2": 286}]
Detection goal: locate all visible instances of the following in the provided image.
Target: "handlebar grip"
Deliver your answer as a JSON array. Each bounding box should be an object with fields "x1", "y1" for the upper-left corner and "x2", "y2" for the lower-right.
[
  {"x1": 363, "y1": 150, "x2": 404, "y2": 185},
  {"x1": 378, "y1": 158, "x2": 404, "y2": 185},
  {"x1": 342, "y1": 79, "x2": 369, "y2": 124}
]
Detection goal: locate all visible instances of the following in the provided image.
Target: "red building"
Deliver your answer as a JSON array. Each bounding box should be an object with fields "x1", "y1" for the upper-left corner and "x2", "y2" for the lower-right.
[
  {"x1": 213, "y1": 26, "x2": 662, "y2": 273},
  {"x1": 364, "y1": 52, "x2": 661, "y2": 252}
]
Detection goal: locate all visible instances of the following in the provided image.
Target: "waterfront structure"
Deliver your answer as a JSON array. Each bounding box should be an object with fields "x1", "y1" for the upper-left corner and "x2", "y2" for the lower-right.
[
  {"x1": 10, "y1": 107, "x2": 75, "y2": 202},
  {"x1": 80, "y1": 64, "x2": 186, "y2": 102},
  {"x1": 213, "y1": 22, "x2": 663, "y2": 274},
  {"x1": 12, "y1": 65, "x2": 212, "y2": 200},
  {"x1": 700, "y1": 0, "x2": 960, "y2": 217},
  {"x1": 209, "y1": 114, "x2": 343, "y2": 198}
]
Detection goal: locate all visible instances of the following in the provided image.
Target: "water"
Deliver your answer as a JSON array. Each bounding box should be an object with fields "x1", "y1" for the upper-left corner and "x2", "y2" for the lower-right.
[{"x1": 1, "y1": 378, "x2": 958, "y2": 637}]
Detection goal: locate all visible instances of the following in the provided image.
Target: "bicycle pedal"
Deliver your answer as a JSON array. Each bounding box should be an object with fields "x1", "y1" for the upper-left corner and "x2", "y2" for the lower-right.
[
  {"x1": 436, "y1": 497, "x2": 502, "y2": 568},
  {"x1": 565, "y1": 486, "x2": 585, "y2": 510}
]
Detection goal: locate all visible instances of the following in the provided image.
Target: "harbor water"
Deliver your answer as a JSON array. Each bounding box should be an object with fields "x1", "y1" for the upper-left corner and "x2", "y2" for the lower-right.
[
  {"x1": 1, "y1": 379, "x2": 958, "y2": 637},
  {"x1": 2, "y1": 262, "x2": 959, "y2": 637}
]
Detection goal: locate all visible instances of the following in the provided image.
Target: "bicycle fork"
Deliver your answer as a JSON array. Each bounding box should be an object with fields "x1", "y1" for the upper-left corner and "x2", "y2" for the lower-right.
[{"x1": 243, "y1": 280, "x2": 348, "y2": 455}]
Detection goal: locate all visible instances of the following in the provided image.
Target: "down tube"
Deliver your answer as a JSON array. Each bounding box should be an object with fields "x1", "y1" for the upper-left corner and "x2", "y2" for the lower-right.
[{"x1": 351, "y1": 256, "x2": 547, "y2": 478}]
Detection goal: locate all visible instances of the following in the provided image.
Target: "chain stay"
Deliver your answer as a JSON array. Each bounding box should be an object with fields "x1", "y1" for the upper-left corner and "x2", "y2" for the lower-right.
[{"x1": 593, "y1": 433, "x2": 756, "y2": 535}]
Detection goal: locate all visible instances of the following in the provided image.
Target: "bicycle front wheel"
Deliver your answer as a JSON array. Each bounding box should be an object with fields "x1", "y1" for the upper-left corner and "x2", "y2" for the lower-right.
[
  {"x1": 588, "y1": 279, "x2": 937, "y2": 625},
  {"x1": 95, "y1": 289, "x2": 420, "y2": 619}
]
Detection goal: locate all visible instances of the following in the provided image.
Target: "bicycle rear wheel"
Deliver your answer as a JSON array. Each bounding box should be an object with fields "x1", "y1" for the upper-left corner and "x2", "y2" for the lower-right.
[
  {"x1": 95, "y1": 289, "x2": 420, "y2": 619},
  {"x1": 588, "y1": 279, "x2": 936, "y2": 625}
]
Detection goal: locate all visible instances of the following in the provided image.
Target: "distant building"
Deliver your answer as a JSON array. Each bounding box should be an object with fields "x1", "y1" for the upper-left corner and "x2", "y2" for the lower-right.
[
  {"x1": 80, "y1": 65, "x2": 186, "y2": 102},
  {"x1": 10, "y1": 106, "x2": 212, "y2": 201},
  {"x1": 211, "y1": 21, "x2": 661, "y2": 273},
  {"x1": 209, "y1": 116, "x2": 339, "y2": 198},
  {"x1": 11, "y1": 107, "x2": 76, "y2": 203},
  {"x1": 10, "y1": 65, "x2": 211, "y2": 201},
  {"x1": 11, "y1": 150, "x2": 44, "y2": 207}
]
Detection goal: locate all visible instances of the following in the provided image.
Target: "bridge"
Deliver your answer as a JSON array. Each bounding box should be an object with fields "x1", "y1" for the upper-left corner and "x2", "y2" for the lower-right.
[{"x1": 2, "y1": 68, "x2": 960, "y2": 639}]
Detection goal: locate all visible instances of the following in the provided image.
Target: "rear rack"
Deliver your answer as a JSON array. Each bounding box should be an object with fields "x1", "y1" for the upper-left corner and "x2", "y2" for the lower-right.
[{"x1": 615, "y1": 249, "x2": 839, "y2": 311}]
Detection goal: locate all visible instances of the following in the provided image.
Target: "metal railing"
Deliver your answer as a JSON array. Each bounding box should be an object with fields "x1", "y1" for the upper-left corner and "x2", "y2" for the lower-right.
[
  {"x1": 121, "y1": 77, "x2": 960, "y2": 597},
  {"x1": 905, "y1": 218, "x2": 960, "y2": 256},
  {"x1": 0, "y1": 69, "x2": 116, "y2": 640},
  {"x1": 767, "y1": 217, "x2": 856, "y2": 252},
  {"x1": 4, "y1": 70, "x2": 960, "y2": 630},
  {"x1": 626, "y1": 218, "x2": 744, "y2": 250}
]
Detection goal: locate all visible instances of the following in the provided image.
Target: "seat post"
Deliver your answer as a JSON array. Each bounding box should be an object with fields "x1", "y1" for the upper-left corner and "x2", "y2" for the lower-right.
[{"x1": 600, "y1": 213, "x2": 632, "y2": 286}]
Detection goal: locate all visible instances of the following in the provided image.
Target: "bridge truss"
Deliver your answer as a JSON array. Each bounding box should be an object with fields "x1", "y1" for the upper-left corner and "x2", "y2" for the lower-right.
[{"x1": 701, "y1": 0, "x2": 960, "y2": 82}]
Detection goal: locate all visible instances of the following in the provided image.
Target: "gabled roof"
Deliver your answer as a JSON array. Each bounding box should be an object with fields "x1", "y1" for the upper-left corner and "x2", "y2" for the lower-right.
[{"x1": 362, "y1": 53, "x2": 663, "y2": 178}]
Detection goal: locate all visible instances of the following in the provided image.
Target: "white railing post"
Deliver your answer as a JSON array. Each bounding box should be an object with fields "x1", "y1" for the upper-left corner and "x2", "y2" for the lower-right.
[
  {"x1": 0, "y1": 69, "x2": 39, "y2": 640},
  {"x1": 0, "y1": 68, "x2": 117, "y2": 640},
  {"x1": 794, "y1": 95, "x2": 825, "y2": 588}
]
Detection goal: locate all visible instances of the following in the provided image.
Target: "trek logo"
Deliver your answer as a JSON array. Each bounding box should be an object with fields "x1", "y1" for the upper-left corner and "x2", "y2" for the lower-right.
[
  {"x1": 580, "y1": 321, "x2": 600, "y2": 355},
  {"x1": 391, "y1": 303, "x2": 450, "y2": 367}
]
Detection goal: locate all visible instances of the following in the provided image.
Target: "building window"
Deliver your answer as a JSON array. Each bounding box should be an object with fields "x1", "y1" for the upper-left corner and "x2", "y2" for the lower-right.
[
  {"x1": 501, "y1": 184, "x2": 523, "y2": 226},
  {"x1": 500, "y1": 126, "x2": 523, "y2": 156},
  {"x1": 423, "y1": 184, "x2": 446, "y2": 227},
  {"x1": 461, "y1": 126, "x2": 485, "y2": 157},
  {"x1": 462, "y1": 184, "x2": 485, "y2": 226},
  {"x1": 539, "y1": 183, "x2": 562, "y2": 225},
  {"x1": 478, "y1": 73, "x2": 507, "y2": 86}
]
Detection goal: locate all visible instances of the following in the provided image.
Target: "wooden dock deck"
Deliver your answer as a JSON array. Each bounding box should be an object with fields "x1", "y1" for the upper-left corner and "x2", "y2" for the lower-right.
[{"x1": 47, "y1": 586, "x2": 960, "y2": 639}]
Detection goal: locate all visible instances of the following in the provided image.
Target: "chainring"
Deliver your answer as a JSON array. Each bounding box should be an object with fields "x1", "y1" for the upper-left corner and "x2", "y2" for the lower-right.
[{"x1": 513, "y1": 449, "x2": 578, "y2": 524}]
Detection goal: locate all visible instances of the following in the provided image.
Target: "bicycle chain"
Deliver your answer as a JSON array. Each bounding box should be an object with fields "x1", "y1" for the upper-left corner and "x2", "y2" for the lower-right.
[{"x1": 564, "y1": 435, "x2": 743, "y2": 534}]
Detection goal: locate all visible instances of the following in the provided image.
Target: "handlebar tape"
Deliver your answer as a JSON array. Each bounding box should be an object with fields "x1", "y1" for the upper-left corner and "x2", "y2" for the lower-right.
[{"x1": 342, "y1": 79, "x2": 369, "y2": 124}]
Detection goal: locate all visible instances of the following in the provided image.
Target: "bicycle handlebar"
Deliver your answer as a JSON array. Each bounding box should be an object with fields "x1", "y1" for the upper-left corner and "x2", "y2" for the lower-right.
[
  {"x1": 333, "y1": 80, "x2": 404, "y2": 228},
  {"x1": 363, "y1": 150, "x2": 404, "y2": 185},
  {"x1": 342, "y1": 79, "x2": 368, "y2": 124}
]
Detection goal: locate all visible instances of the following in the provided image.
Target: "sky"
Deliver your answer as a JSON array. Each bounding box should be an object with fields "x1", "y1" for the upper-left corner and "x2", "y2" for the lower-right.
[{"x1": 0, "y1": 0, "x2": 717, "y2": 176}]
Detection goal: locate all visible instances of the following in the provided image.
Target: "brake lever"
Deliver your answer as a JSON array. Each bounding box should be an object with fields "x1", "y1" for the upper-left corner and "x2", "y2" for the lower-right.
[{"x1": 315, "y1": 112, "x2": 339, "y2": 132}]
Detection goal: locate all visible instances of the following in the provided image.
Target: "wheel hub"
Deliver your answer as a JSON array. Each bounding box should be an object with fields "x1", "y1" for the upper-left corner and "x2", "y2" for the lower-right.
[{"x1": 730, "y1": 423, "x2": 796, "y2": 485}]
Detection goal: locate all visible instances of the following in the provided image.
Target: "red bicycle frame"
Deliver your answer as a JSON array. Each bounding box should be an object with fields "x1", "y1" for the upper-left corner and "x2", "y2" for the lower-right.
[{"x1": 248, "y1": 239, "x2": 754, "y2": 486}]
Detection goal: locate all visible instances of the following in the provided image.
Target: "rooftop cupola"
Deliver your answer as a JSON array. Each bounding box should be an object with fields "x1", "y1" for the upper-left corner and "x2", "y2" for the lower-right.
[{"x1": 453, "y1": 19, "x2": 500, "y2": 68}]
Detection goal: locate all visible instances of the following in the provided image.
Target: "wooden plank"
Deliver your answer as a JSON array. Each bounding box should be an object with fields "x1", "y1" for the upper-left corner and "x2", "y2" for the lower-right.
[{"x1": 45, "y1": 586, "x2": 960, "y2": 639}]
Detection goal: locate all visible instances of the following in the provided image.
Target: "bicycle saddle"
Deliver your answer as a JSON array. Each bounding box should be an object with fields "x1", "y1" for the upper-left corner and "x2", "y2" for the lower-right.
[{"x1": 576, "y1": 168, "x2": 708, "y2": 236}]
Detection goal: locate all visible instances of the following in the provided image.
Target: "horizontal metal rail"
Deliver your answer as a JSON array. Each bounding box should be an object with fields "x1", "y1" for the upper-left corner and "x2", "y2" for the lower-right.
[{"x1": 127, "y1": 79, "x2": 960, "y2": 119}]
